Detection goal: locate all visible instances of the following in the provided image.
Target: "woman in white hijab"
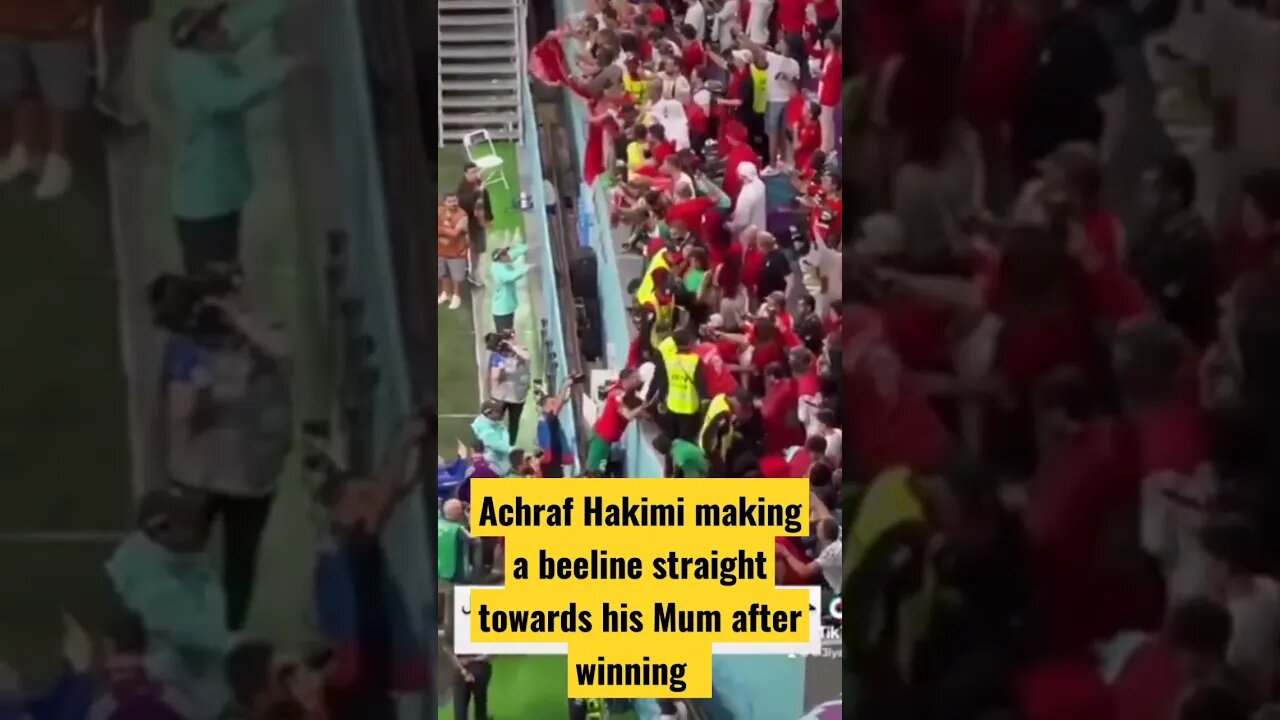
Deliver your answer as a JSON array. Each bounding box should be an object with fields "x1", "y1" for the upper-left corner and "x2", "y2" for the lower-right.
[
  {"x1": 650, "y1": 96, "x2": 691, "y2": 150},
  {"x1": 730, "y1": 162, "x2": 767, "y2": 234}
]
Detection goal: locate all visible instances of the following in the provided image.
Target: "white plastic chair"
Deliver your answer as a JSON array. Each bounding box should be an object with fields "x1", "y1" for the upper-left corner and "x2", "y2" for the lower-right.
[{"x1": 462, "y1": 130, "x2": 509, "y2": 191}]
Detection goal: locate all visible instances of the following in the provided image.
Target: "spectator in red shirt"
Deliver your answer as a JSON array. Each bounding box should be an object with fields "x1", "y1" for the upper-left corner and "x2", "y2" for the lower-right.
[
  {"x1": 739, "y1": 227, "x2": 766, "y2": 302},
  {"x1": 813, "y1": 0, "x2": 839, "y2": 40},
  {"x1": 1111, "y1": 597, "x2": 1239, "y2": 720},
  {"x1": 1016, "y1": 658, "x2": 1111, "y2": 720},
  {"x1": 586, "y1": 368, "x2": 648, "y2": 472},
  {"x1": 761, "y1": 362, "x2": 804, "y2": 452},
  {"x1": 1219, "y1": 169, "x2": 1280, "y2": 286},
  {"x1": 648, "y1": 123, "x2": 676, "y2": 166},
  {"x1": 693, "y1": 336, "x2": 741, "y2": 396},
  {"x1": 718, "y1": 125, "x2": 761, "y2": 201},
  {"x1": 962, "y1": 0, "x2": 1035, "y2": 206},
  {"x1": 817, "y1": 31, "x2": 841, "y2": 151},
  {"x1": 791, "y1": 101, "x2": 823, "y2": 176},
  {"x1": 786, "y1": 434, "x2": 827, "y2": 478},
  {"x1": 745, "y1": 315, "x2": 787, "y2": 389},
  {"x1": 1114, "y1": 319, "x2": 1213, "y2": 604},
  {"x1": 679, "y1": 24, "x2": 707, "y2": 75},
  {"x1": 844, "y1": 305, "x2": 953, "y2": 477},
  {"x1": 1025, "y1": 368, "x2": 1162, "y2": 653},
  {"x1": 666, "y1": 177, "x2": 728, "y2": 244},
  {"x1": 644, "y1": 0, "x2": 667, "y2": 27}
]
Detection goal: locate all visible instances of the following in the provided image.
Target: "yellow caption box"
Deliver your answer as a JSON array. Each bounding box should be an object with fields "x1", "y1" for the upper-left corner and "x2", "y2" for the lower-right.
[{"x1": 458, "y1": 477, "x2": 815, "y2": 698}]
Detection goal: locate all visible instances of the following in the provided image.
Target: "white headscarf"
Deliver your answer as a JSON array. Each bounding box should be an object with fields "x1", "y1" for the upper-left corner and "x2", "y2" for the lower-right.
[{"x1": 650, "y1": 99, "x2": 691, "y2": 150}]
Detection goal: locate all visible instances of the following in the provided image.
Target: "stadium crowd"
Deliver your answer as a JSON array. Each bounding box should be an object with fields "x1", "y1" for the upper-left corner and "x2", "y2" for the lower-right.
[
  {"x1": 437, "y1": 0, "x2": 845, "y2": 715},
  {"x1": 837, "y1": 0, "x2": 1280, "y2": 719},
  {"x1": 438, "y1": 0, "x2": 845, "y2": 584}
]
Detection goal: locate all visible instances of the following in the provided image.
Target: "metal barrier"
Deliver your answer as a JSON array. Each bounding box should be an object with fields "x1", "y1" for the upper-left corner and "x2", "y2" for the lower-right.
[
  {"x1": 313, "y1": 2, "x2": 431, "y2": 717},
  {"x1": 523, "y1": 86, "x2": 583, "y2": 465}
]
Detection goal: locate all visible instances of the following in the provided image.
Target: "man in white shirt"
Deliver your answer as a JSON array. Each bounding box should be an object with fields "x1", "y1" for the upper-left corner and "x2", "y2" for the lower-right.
[
  {"x1": 747, "y1": 0, "x2": 774, "y2": 44},
  {"x1": 650, "y1": 97, "x2": 692, "y2": 149},
  {"x1": 684, "y1": 0, "x2": 707, "y2": 41},
  {"x1": 1200, "y1": 516, "x2": 1280, "y2": 700},
  {"x1": 713, "y1": 0, "x2": 742, "y2": 51},
  {"x1": 784, "y1": 517, "x2": 841, "y2": 590},
  {"x1": 1207, "y1": 0, "x2": 1280, "y2": 220},
  {"x1": 742, "y1": 34, "x2": 802, "y2": 163},
  {"x1": 730, "y1": 163, "x2": 767, "y2": 232}
]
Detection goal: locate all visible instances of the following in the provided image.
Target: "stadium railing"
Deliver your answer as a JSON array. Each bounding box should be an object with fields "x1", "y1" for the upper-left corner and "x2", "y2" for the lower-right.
[
  {"x1": 522, "y1": 82, "x2": 584, "y2": 465},
  {"x1": 313, "y1": 1, "x2": 432, "y2": 717}
]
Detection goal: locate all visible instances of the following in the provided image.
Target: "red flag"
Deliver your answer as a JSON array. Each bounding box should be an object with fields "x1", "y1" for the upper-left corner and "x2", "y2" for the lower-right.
[{"x1": 529, "y1": 34, "x2": 572, "y2": 88}]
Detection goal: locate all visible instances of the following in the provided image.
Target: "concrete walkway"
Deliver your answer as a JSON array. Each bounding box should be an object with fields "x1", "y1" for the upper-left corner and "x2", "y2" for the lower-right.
[{"x1": 105, "y1": 0, "x2": 329, "y2": 651}]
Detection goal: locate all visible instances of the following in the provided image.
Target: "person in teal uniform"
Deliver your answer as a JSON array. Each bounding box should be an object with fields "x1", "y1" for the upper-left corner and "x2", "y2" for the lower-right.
[
  {"x1": 167, "y1": 0, "x2": 306, "y2": 273},
  {"x1": 490, "y1": 243, "x2": 531, "y2": 332}
]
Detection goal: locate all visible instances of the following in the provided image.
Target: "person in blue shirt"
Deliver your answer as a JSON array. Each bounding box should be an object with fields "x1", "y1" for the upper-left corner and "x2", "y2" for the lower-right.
[
  {"x1": 167, "y1": 0, "x2": 305, "y2": 273},
  {"x1": 490, "y1": 244, "x2": 531, "y2": 333},
  {"x1": 0, "y1": 613, "x2": 93, "y2": 720},
  {"x1": 536, "y1": 379, "x2": 582, "y2": 477}
]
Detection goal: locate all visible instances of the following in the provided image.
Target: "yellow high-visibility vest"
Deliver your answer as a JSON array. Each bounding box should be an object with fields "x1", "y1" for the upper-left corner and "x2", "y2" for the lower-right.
[
  {"x1": 846, "y1": 467, "x2": 936, "y2": 659},
  {"x1": 659, "y1": 336, "x2": 700, "y2": 415},
  {"x1": 698, "y1": 393, "x2": 732, "y2": 454},
  {"x1": 749, "y1": 64, "x2": 768, "y2": 114},
  {"x1": 649, "y1": 302, "x2": 677, "y2": 349},
  {"x1": 635, "y1": 248, "x2": 671, "y2": 308},
  {"x1": 624, "y1": 70, "x2": 647, "y2": 104}
]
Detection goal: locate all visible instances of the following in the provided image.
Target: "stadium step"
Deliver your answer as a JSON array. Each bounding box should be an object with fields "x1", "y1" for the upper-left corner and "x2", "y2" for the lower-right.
[
  {"x1": 438, "y1": 13, "x2": 517, "y2": 28},
  {"x1": 440, "y1": 95, "x2": 519, "y2": 109},
  {"x1": 437, "y1": 0, "x2": 519, "y2": 10},
  {"x1": 443, "y1": 128, "x2": 519, "y2": 143},
  {"x1": 439, "y1": 45, "x2": 518, "y2": 60},
  {"x1": 439, "y1": 28, "x2": 517, "y2": 43},
  {"x1": 440, "y1": 78, "x2": 519, "y2": 93},
  {"x1": 439, "y1": 63, "x2": 519, "y2": 76},
  {"x1": 438, "y1": 0, "x2": 527, "y2": 145}
]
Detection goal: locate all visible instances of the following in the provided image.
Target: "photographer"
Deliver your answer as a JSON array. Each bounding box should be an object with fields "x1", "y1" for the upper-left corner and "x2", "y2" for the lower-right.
[
  {"x1": 536, "y1": 375, "x2": 587, "y2": 477},
  {"x1": 485, "y1": 330, "x2": 532, "y2": 445},
  {"x1": 312, "y1": 418, "x2": 430, "y2": 720},
  {"x1": 149, "y1": 271, "x2": 292, "y2": 633}
]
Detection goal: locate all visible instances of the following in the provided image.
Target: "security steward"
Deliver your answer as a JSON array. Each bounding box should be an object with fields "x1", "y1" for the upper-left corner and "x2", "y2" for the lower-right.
[
  {"x1": 646, "y1": 328, "x2": 708, "y2": 444},
  {"x1": 635, "y1": 248, "x2": 688, "y2": 361},
  {"x1": 697, "y1": 389, "x2": 757, "y2": 475},
  {"x1": 847, "y1": 465, "x2": 946, "y2": 720}
]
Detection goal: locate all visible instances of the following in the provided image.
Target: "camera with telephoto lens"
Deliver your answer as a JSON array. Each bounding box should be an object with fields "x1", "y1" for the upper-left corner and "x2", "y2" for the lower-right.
[
  {"x1": 148, "y1": 272, "x2": 237, "y2": 337},
  {"x1": 788, "y1": 224, "x2": 811, "y2": 256},
  {"x1": 483, "y1": 330, "x2": 516, "y2": 354},
  {"x1": 700, "y1": 138, "x2": 724, "y2": 182}
]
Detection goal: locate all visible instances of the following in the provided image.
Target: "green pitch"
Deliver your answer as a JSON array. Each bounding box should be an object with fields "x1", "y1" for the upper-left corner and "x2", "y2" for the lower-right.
[{"x1": 437, "y1": 140, "x2": 626, "y2": 718}]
